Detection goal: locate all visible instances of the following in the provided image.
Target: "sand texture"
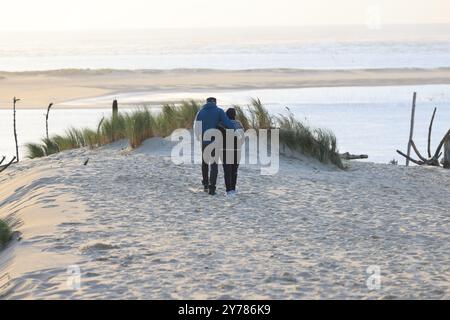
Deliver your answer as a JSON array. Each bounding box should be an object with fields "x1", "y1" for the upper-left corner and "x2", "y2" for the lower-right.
[{"x1": 1, "y1": 138, "x2": 450, "y2": 299}]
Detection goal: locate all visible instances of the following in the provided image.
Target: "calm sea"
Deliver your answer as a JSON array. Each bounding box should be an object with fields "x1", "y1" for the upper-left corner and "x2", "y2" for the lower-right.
[{"x1": 1, "y1": 25, "x2": 450, "y2": 71}]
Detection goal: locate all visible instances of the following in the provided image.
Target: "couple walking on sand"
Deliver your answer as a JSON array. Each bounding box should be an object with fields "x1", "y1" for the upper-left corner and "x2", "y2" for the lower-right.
[{"x1": 194, "y1": 97, "x2": 244, "y2": 196}]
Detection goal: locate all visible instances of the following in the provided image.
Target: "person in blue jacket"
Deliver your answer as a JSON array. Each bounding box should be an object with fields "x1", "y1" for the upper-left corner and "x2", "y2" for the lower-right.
[{"x1": 195, "y1": 97, "x2": 235, "y2": 195}]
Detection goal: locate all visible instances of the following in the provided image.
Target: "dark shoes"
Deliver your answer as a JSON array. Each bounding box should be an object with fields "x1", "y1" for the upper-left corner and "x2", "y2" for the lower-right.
[{"x1": 202, "y1": 183, "x2": 216, "y2": 195}]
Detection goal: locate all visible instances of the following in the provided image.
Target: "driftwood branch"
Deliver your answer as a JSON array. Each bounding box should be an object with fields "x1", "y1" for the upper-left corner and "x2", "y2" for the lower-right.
[
  {"x1": 396, "y1": 150, "x2": 425, "y2": 165},
  {"x1": 340, "y1": 152, "x2": 368, "y2": 160},
  {"x1": 0, "y1": 156, "x2": 5, "y2": 166},
  {"x1": 0, "y1": 157, "x2": 16, "y2": 173},
  {"x1": 398, "y1": 102, "x2": 449, "y2": 168},
  {"x1": 410, "y1": 140, "x2": 428, "y2": 162},
  {"x1": 427, "y1": 107, "x2": 437, "y2": 158},
  {"x1": 432, "y1": 129, "x2": 450, "y2": 160}
]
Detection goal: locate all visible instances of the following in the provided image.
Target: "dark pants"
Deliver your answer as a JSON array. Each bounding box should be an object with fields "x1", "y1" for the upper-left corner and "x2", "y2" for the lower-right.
[
  {"x1": 223, "y1": 163, "x2": 239, "y2": 192},
  {"x1": 202, "y1": 144, "x2": 218, "y2": 189},
  {"x1": 222, "y1": 149, "x2": 240, "y2": 192}
]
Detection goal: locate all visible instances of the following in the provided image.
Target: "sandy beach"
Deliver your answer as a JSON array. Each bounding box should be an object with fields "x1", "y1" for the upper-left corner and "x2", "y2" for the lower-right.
[
  {"x1": 1, "y1": 138, "x2": 449, "y2": 299},
  {"x1": 2, "y1": 68, "x2": 450, "y2": 108}
]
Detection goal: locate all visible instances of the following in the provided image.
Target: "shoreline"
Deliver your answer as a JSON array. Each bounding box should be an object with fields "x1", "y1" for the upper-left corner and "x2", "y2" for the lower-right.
[{"x1": 2, "y1": 67, "x2": 450, "y2": 108}]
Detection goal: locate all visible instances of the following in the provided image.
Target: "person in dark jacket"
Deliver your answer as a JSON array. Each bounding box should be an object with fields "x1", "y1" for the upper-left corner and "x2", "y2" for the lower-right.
[
  {"x1": 218, "y1": 108, "x2": 244, "y2": 196},
  {"x1": 195, "y1": 97, "x2": 235, "y2": 195}
]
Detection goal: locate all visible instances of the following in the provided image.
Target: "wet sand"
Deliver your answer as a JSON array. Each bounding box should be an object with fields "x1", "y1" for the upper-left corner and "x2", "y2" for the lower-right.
[{"x1": 2, "y1": 68, "x2": 450, "y2": 108}]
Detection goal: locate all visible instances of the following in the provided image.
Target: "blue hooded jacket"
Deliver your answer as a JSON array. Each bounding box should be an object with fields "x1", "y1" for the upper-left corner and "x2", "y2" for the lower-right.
[{"x1": 195, "y1": 102, "x2": 236, "y2": 144}]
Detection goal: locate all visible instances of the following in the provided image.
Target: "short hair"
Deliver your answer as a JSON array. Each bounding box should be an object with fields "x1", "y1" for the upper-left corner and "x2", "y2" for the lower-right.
[
  {"x1": 206, "y1": 97, "x2": 217, "y2": 104},
  {"x1": 226, "y1": 108, "x2": 236, "y2": 120}
]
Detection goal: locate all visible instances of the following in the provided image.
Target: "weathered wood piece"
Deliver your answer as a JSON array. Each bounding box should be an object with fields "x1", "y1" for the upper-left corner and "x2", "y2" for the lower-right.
[
  {"x1": 340, "y1": 152, "x2": 369, "y2": 160},
  {"x1": 0, "y1": 157, "x2": 16, "y2": 173}
]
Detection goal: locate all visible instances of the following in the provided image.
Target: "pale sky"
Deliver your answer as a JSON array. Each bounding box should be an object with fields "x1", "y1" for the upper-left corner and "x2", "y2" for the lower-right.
[{"x1": 0, "y1": 0, "x2": 449, "y2": 31}]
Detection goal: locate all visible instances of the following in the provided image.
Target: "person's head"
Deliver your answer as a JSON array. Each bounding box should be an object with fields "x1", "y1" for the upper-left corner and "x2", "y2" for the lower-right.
[
  {"x1": 226, "y1": 108, "x2": 236, "y2": 120},
  {"x1": 206, "y1": 97, "x2": 217, "y2": 105}
]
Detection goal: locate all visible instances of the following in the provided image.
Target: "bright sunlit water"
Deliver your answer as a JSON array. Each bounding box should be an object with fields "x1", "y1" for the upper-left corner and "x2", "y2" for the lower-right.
[{"x1": 1, "y1": 26, "x2": 450, "y2": 71}]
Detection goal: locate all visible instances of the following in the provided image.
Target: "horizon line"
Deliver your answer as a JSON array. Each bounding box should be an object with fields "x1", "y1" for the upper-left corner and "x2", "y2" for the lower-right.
[{"x1": 2, "y1": 22, "x2": 450, "y2": 32}]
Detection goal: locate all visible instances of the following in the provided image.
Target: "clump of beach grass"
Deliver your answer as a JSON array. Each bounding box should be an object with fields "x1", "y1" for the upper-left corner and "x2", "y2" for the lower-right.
[
  {"x1": 99, "y1": 113, "x2": 127, "y2": 145},
  {"x1": 248, "y1": 98, "x2": 273, "y2": 130},
  {"x1": 156, "y1": 101, "x2": 200, "y2": 136},
  {"x1": 26, "y1": 101, "x2": 201, "y2": 159},
  {"x1": 125, "y1": 108, "x2": 156, "y2": 148},
  {"x1": 235, "y1": 100, "x2": 343, "y2": 168},
  {"x1": 25, "y1": 142, "x2": 45, "y2": 159},
  {"x1": 277, "y1": 113, "x2": 341, "y2": 165},
  {"x1": 0, "y1": 219, "x2": 11, "y2": 248},
  {"x1": 82, "y1": 128, "x2": 100, "y2": 149},
  {"x1": 25, "y1": 98, "x2": 343, "y2": 168}
]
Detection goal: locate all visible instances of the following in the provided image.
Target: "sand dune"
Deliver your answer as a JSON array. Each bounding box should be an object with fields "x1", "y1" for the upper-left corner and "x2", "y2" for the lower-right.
[
  {"x1": 2, "y1": 68, "x2": 450, "y2": 108},
  {"x1": 1, "y1": 137, "x2": 449, "y2": 299}
]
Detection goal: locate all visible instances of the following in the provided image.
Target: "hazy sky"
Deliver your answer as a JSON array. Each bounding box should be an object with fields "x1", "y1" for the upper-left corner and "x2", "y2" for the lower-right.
[{"x1": 1, "y1": 0, "x2": 449, "y2": 30}]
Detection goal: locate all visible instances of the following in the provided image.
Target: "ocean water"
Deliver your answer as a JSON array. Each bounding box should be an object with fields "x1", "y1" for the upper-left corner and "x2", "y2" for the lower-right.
[
  {"x1": 1, "y1": 26, "x2": 450, "y2": 71},
  {"x1": 1, "y1": 26, "x2": 449, "y2": 164},
  {"x1": 1, "y1": 85, "x2": 449, "y2": 164}
]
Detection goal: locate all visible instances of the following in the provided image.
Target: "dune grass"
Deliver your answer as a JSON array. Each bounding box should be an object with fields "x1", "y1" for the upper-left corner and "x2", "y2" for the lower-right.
[
  {"x1": 0, "y1": 219, "x2": 11, "y2": 248},
  {"x1": 235, "y1": 99, "x2": 343, "y2": 168},
  {"x1": 125, "y1": 108, "x2": 155, "y2": 148},
  {"x1": 277, "y1": 113, "x2": 342, "y2": 167},
  {"x1": 26, "y1": 101, "x2": 201, "y2": 159},
  {"x1": 25, "y1": 98, "x2": 343, "y2": 168}
]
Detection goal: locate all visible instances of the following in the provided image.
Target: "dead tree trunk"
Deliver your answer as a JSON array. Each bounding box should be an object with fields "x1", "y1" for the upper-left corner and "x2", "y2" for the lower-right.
[
  {"x1": 444, "y1": 135, "x2": 450, "y2": 169},
  {"x1": 13, "y1": 97, "x2": 20, "y2": 162},
  {"x1": 45, "y1": 103, "x2": 54, "y2": 140}
]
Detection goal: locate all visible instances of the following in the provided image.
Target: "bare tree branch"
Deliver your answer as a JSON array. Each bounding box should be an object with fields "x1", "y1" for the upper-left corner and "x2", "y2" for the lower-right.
[
  {"x1": 0, "y1": 156, "x2": 16, "y2": 173},
  {"x1": 410, "y1": 139, "x2": 428, "y2": 162},
  {"x1": 396, "y1": 150, "x2": 425, "y2": 165},
  {"x1": 427, "y1": 107, "x2": 437, "y2": 158}
]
